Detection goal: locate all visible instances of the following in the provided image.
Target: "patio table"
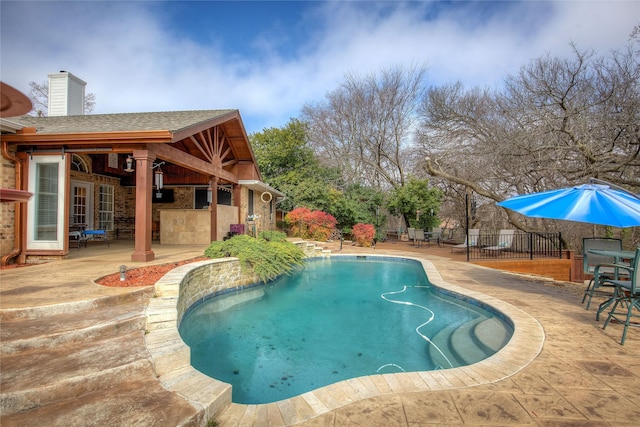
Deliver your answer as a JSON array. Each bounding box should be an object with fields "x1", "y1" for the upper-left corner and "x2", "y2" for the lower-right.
[
  {"x1": 588, "y1": 248, "x2": 636, "y2": 320},
  {"x1": 588, "y1": 249, "x2": 636, "y2": 264},
  {"x1": 83, "y1": 229, "x2": 110, "y2": 247}
]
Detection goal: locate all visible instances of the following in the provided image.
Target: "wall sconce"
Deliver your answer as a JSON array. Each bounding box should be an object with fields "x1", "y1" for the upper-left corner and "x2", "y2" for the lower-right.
[
  {"x1": 124, "y1": 155, "x2": 135, "y2": 172},
  {"x1": 207, "y1": 183, "x2": 213, "y2": 204}
]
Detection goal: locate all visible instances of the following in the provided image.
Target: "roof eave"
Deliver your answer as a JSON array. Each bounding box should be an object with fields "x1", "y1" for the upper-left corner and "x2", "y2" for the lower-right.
[
  {"x1": 238, "y1": 180, "x2": 286, "y2": 198},
  {"x1": 2, "y1": 130, "x2": 174, "y2": 145}
]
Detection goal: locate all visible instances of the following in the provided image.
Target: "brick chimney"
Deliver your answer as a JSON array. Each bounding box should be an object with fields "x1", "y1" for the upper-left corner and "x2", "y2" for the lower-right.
[{"x1": 47, "y1": 71, "x2": 86, "y2": 116}]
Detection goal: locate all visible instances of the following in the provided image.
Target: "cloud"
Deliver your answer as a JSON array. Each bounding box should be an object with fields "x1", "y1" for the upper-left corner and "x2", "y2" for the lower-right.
[{"x1": 2, "y1": 1, "x2": 637, "y2": 134}]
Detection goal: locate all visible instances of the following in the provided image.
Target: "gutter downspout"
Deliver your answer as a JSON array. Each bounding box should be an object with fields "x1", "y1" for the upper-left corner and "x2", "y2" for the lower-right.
[{"x1": 2, "y1": 140, "x2": 24, "y2": 266}]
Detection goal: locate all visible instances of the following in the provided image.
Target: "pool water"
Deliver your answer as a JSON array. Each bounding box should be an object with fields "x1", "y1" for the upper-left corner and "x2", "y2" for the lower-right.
[{"x1": 179, "y1": 257, "x2": 512, "y2": 404}]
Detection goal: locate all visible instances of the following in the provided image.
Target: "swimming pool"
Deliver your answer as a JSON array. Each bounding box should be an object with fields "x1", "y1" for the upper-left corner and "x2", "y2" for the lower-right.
[{"x1": 179, "y1": 256, "x2": 513, "y2": 404}]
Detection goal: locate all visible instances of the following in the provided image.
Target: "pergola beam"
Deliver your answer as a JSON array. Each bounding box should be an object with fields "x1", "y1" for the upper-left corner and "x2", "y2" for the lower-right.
[{"x1": 152, "y1": 143, "x2": 237, "y2": 183}]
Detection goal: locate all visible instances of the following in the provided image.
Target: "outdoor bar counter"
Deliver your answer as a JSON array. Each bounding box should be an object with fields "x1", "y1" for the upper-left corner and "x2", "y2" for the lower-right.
[{"x1": 159, "y1": 206, "x2": 239, "y2": 244}]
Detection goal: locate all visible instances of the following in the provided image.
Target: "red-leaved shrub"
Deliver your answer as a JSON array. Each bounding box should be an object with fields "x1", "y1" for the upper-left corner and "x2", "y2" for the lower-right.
[
  {"x1": 352, "y1": 223, "x2": 376, "y2": 247},
  {"x1": 285, "y1": 207, "x2": 337, "y2": 241}
]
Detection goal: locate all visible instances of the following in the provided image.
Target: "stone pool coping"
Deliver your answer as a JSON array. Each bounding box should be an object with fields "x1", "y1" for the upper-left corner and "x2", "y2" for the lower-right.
[{"x1": 144, "y1": 250, "x2": 545, "y2": 425}]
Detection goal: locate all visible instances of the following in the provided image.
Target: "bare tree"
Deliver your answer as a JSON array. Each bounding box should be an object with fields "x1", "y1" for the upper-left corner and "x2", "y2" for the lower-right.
[
  {"x1": 302, "y1": 65, "x2": 427, "y2": 190},
  {"x1": 417, "y1": 44, "x2": 640, "y2": 245},
  {"x1": 27, "y1": 80, "x2": 96, "y2": 116}
]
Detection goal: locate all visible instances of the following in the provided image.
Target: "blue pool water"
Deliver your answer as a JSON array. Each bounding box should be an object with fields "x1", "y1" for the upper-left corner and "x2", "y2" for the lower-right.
[{"x1": 179, "y1": 257, "x2": 512, "y2": 404}]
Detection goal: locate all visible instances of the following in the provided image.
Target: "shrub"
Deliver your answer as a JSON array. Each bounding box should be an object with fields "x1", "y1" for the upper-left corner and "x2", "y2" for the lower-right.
[
  {"x1": 352, "y1": 223, "x2": 376, "y2": 247},
  {"x1": 204, "y1": 234, "x2": 305, "y2": 283},
  {"x1": 258, "y1": 230, "x2": 288, "y2": 243},
  {"x1": 285, "y1": 207, "x2": 337, "y2": 241}
]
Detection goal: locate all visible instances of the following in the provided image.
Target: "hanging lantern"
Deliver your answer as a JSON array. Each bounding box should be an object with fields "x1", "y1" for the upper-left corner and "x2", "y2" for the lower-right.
[
  {"x1": 123, "y1": 155, "x2": 135, "y2": 172},
  {"x1": 154, "y1": 168, "x2": 164, "y2": 190},
  {"x1": 207, "y1": 183, "x2": 213, "y2": 204}
]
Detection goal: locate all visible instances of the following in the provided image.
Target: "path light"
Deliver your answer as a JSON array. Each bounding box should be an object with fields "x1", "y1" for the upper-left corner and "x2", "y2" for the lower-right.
[{"x1": 119, "y1": 265, "x2": 127, "y2": 281}]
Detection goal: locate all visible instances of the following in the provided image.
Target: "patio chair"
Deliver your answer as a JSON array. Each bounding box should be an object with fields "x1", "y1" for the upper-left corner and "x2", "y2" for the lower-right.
[
  {"x1": 407, "y1": 227, "x2": 415, "y2": 242},
  {"x1": 451, "y1": 229, "x2": 480, "y2": 252},
  {"x1": 581, "y1": 237, "x2": 628, "y2": 311},
  {"x1": 68, "y1": 231, "x2": 87, "y2": 250},
  {"x1": 601, "y1": 247, "x2": 640, "y2": 345},
  {"x1": 427, "y1": 228, "x2": 442, "y2": 247},
  {"x1": 482, "y1": 229, "x2": 515, "y2": 254},
  {"x1": 414, "y1": 229, "x2": 426, "y2": 247}
]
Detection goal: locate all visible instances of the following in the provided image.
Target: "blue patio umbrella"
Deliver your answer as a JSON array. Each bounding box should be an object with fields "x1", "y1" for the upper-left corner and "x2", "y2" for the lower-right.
[{"x1": 497, "y1": 181, "x2": 640, "y2": 228}]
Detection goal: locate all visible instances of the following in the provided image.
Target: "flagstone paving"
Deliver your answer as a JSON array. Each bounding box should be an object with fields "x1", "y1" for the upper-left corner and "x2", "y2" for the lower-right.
[{"x1": 1, "y1": 240, "x2": 638, "y2": 426}]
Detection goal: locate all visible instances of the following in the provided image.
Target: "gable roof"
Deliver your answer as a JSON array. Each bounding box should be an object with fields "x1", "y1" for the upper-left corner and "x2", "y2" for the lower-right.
[{"x1": 3, "y1": 110, "x2": 259, "y2": 181}]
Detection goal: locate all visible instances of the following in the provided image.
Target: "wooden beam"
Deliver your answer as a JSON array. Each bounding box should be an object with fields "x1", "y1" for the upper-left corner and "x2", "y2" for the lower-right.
[
  {"x1": 152, "y1": 143, "x2": 237, "y2": 183},
  {"x1": 189, "y1": 134, "x2": 213, "y2": 162}
]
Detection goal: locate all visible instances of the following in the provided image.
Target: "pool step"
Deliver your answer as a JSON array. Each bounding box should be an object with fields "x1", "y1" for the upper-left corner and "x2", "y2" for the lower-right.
[
  {"x1": 474, "y1": 317, "x2": 512, "y2": 353},
  {"x1": 450, "y1": 317, "x2": 493, "y2": 365},
  {"x1": 429, "y1": 324, "x2": 466, "y2": 369},
  {"x1": 429, "y1": 317, "x2": 512, "y2": 369}
]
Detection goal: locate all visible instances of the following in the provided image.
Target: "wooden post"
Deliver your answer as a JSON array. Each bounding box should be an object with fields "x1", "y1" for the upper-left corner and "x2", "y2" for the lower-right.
[
  {"x1": 209, "y1": 176, "x2": 218, "y2": 242},
  {"x1": 131, "y1": 150, "x2": 155, "y2": 262}
]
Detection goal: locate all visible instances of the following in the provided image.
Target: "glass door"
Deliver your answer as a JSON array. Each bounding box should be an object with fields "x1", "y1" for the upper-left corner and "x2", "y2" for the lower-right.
[{"x1": 70, "y1": 181, "x2": 93, "y2": 229}]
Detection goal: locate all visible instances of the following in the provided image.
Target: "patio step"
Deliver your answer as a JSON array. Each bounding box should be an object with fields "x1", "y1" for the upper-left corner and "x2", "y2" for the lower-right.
[
  {"x1": 0, "y1": 292, "x2": 199, "y2": 425},
  {"x1": 0, "y1": 292, "x2": 150, "y2": 353}
]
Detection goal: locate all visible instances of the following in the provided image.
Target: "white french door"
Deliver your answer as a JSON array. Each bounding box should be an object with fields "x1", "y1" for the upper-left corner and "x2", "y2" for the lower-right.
[{"x1": 70, "y1": 181, "x2": 94, "y2": 229}]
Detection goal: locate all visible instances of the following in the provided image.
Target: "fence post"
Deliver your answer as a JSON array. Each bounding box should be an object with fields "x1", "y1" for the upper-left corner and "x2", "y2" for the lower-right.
[
  {"x1": 558, "y1": 232, "x2": 562, "y2": 258},
  {"x1": 529, "y1": 232, "x2": 533, "y2": 260}
]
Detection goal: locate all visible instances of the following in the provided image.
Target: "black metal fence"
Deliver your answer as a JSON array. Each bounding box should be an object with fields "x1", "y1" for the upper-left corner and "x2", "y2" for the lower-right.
[{"x1": 466, "y1": 231, "x2": 563, "y2": 260}]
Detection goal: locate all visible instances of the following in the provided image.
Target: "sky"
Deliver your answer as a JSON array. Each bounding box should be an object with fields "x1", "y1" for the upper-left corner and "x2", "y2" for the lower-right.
[{"x1": 1, "y1": 1, "x2": 638, "y2": 134}]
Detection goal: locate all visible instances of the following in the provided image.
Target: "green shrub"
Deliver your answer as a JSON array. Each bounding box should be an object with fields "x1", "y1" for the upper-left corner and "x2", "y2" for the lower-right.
[
  {"x1": 258, "y1": 230, "x2": 288, "y2": 242},
  {"x1": 204, "y1": 234, "x2": 304, "y2": 283}
]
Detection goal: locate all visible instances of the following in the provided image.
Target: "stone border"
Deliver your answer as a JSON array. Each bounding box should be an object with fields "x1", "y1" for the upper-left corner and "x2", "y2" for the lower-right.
[
  {"x1": 144, "y1": 242, "x2": 330, "y2": 423},
  {"x1": 144, "y1": 246, "x2": 544, "y2": 425}
]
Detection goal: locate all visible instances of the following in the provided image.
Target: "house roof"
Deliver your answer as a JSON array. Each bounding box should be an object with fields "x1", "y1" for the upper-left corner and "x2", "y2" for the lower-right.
[
  {"x1": 8, "y1": 110, "x2": 236, "y2": 135},
  {"x1": 3, "y1": 109, "x2": 261, "y2": 183}
]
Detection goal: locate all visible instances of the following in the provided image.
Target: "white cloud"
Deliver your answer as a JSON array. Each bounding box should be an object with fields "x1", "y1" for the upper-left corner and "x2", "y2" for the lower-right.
[{"x1": 2, "y1": 1, "x2": 637, "y2": 134}]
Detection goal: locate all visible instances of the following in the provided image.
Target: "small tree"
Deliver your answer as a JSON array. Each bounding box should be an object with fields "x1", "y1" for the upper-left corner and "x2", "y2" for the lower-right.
[{"x1": 386, "y1": 178, "x2": 443, "y2": 230}]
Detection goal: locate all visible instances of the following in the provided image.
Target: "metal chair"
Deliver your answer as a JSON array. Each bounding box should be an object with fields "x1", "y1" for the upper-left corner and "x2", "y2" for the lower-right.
[
  {"x1": 427, "y1": 228, "x2": 442, "y2": 247},
  {"x1": 602, "y1": 248, "x2": 640, "y2": 345},
  {"x1": 414, "y1": 229, "x2": 426, "y2": 247},
  {"x1": 581, "y1": 238, "x2": 627, "y2": 311}
]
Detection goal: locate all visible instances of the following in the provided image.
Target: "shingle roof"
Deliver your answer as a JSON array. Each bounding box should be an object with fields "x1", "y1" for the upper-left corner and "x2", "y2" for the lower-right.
[{"x1": 10, "y1": 110, "x2": 236, "y2": 134}]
